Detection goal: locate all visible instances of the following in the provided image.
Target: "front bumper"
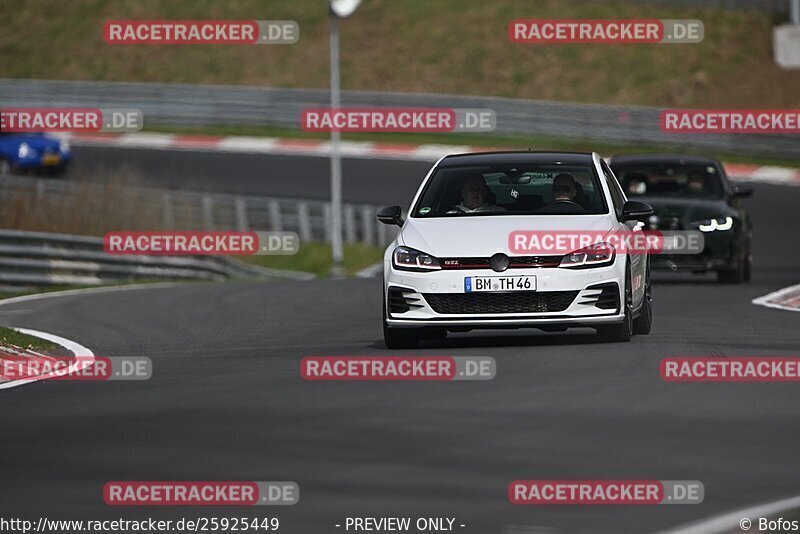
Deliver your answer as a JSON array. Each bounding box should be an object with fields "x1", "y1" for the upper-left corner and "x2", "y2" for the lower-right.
[
  {"x1": 652, "y1": 232, "x2": 738, "y2": 272},
  {"x1": 384, "y1": 259, "x2": 626, "y2": 329}
]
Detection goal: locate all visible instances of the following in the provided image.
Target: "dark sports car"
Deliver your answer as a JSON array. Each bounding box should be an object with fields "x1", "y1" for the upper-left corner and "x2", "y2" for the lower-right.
[{"x1": 608, "y1": 154, "x2": 752, "y2": 283}]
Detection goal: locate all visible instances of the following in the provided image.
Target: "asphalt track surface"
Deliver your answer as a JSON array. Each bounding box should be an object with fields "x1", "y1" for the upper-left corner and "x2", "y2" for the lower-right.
[
  {"x1": 70, "y1": 146, "x2": 432, "y2": 205},
  {"x1": 2, "y1": 152, "x2": 799, "y2": 533}
]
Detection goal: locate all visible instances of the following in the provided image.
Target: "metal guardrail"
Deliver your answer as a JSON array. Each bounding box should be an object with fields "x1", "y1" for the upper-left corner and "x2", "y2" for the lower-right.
[
  {"x1": 0, "y1": 228, "x2": 307, "y2": 288},
  {"x1": 1, "y1": 79, "x2": 798, "y2": 159},
  {"x1": 0, "y1": 174, "x2": 396, "y2": 249}
]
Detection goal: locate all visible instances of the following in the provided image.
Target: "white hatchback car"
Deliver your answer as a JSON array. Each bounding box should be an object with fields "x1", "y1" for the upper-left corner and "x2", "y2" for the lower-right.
[{"x1": 378, "y1": 151, "x2": 654, "y2": 349}]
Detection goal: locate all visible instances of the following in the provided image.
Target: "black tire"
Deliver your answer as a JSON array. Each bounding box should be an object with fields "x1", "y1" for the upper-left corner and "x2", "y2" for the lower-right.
[
  {"x1": 633, "y1": 260, "x2": 652, "y2": 335},
  {"x1": 743, "y1": 247, "x2": 752, "y2": 282},
  {"x1": 596, "y1": 264, "x2": 633, "y2": 343},
  {"x1": 717, "y1": 261, "x2": 746, "y2": 284},
  {"x1": 382, "y1": 295, "x2": 420, "y2": 349},
  {"x1": 0, "y1": 159, "x2": 10, "y2": 176},
  {"x1": 383, "y1": 325, "x2": 421, "y2": 349}
]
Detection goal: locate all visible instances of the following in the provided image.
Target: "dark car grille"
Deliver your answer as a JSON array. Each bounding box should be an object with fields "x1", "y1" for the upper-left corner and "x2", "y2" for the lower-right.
[
  {"x1": 440, "y1": 256, "x2": 562, "y2": 269},
  {"x1": 422, "y1": 291, "x2": 579, "y2": 314}
]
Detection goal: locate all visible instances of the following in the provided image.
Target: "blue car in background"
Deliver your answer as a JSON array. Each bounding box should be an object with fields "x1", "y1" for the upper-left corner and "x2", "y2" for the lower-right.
[{"x1": 0, "y1": 132, "x2": 72, "y2": 176}]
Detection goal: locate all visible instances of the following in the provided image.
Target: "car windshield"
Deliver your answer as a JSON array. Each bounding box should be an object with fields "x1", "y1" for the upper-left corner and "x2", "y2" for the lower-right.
[
  {"x1": 412, "y1": 163, "x2": 608, "y2": 217},
  {"x1": 613, "y1": 163, "x2": 724, "y2": 199}
]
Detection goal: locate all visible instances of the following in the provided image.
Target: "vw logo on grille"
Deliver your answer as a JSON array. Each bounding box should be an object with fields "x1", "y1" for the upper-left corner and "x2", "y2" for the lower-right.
[{"x1": 490, "y1": 253, "x2": 510, "y2": 272}]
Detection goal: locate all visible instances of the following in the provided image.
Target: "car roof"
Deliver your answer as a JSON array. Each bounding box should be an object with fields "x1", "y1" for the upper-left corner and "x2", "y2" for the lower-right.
[
  {"x1": 608, "y1": 153, "x2": 721, "y2": 167},
  {"x1": 438, "y1": 151, "x2": 596, "y2": 167}
]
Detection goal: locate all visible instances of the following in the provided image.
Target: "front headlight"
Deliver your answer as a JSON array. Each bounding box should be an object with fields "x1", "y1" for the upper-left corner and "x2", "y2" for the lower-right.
[
  {"x1": 393, "y1": 246, "x2": 441, "y2": 272},
  {"x1": 695, "y1": 216, "x2": 733, "y2": 232},
  {"x1": 59, "y1": 139, "x2": 71, "y2": 153},
  {"x1": 559, "y1": 242, "x2": 616, "y2": 268},
  {"x1": 17, "y1": 142, "x2": 38, "y2": 159}
]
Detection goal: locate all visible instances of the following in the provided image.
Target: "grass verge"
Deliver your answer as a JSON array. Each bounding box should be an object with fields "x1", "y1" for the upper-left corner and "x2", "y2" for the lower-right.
[
  {"x1": 0, "y1": 326, "x2": 56, "y2": 351},
  {"x1": 239, "y1": 242, "x2": 384, "y2": 277}
]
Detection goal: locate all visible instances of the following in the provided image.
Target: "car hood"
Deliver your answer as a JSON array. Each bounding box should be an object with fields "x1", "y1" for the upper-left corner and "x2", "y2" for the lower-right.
[
  {"x1": 634, "y1": 196, "x2": 733, "y2": 223},
  {"x1": 399, "y1": 215, "x2": 615, "y2": 257}
]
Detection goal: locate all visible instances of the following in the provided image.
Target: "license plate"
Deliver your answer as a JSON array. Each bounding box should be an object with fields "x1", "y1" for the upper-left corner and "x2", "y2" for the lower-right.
[
  {"x1": 42, "y1": 154, "x2": 60, "y2": 166},
  {"x1": 465, "y1": 275, "x2": 536, "y2": 292}
]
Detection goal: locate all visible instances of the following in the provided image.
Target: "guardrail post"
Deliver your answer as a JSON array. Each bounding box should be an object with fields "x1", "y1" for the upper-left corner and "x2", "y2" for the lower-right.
[
  {"x1": 234, "y1": 197, "x2": 248, "y2": 230},
  {"x1": 322, "y1": 203, "x2": 333, "y2": 243},
  {"x1": 344, "y1": 204, "x2": 356, "y2": 243},
  {"x1": 161, "y1": 192, "x2": 175, "y2": 229},
  {"x1": 297, "y1": 201, "x2": 312, "y2": 242},
  {"x1": 361, "y1": 205, "x2": 375, "y2": 246},
  {"x1": 377, "y1": 217, "x2": 387, "y2": 246},
  {"x1": 35, "y1": 180, "x2": 46, "y2": 204},
  {"x1": 268, "y1": 200, "x2": 283, "y2": 232},
  {"x1": 202, "y1": 194, "x2": 214, "y2": 230}
]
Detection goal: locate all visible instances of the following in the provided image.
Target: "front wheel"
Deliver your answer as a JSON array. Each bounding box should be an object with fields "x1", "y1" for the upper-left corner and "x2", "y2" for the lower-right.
[
  {"x1": 596, "y1": 266, "x2": 633, "y2": 343},
  {"x1": 382, "y1": 295, "x2": 420, "y2": 349},
  {"x1": 633, "y1": 261, "x2": 652, "y2": 335},
  {"x1": 383, "y1": 324, "x2": 421, "y2": 349}
]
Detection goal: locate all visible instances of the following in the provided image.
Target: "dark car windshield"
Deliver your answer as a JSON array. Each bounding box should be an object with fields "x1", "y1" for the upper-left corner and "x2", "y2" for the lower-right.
[
  {"x1": 612, "y1": 163, "x2": 724, "y2": 199},
  {"x1": 412, "y1": 163, "x2": 608, "y2": 217}
]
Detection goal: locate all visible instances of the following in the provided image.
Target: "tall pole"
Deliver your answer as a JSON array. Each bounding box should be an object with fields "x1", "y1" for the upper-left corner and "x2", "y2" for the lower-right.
[
  {"x1": 329, "y1": 10, "x2": 344, "y2": 277},
  {"x1": 792, "y1": 0, "x2": 800, "y2": 25}
]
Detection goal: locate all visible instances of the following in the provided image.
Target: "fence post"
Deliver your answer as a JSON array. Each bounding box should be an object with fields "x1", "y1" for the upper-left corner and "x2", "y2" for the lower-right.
[
  {"x1": 162, "y1": 192, "x2": 175, "y2": 229},
  {"x1": 297, "y1": 201, "x2": 312, "y2": 242},
  {"x1": 361, "y1": 205, "x2": 374, "y2": 246},
  {"x1": 344, "y1": 204, "x2": 356, "y2": 243},
  {"x1": 268, "y1": 199, "x2": 283, "y2": 232},
  {"x1": 234, "y1": 197, "x2": 248, "y2": 230},
  {"x1": 322, "y1": 203, "x2": 332, "y2": 243},
  {"x1": 201, "y1": 194, "x2": 214, "y2": 230}
]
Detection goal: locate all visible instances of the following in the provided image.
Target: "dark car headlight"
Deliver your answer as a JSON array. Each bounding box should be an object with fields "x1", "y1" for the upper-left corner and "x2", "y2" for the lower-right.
[
  {"x1": 393, "y1": 246, "x2": 441, "y2": 272},
  {"x1": 693, "y1": 216, "x2": 734, "y2": 232}
]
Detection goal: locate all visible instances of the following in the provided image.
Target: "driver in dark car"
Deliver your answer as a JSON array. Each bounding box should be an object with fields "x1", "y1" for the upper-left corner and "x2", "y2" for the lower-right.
[{"x1": 551, "y1": 173, "x2": 579, "y2": 203}]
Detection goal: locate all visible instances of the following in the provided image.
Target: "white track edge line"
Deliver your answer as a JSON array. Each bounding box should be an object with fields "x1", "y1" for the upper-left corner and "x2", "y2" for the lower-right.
[
  {"x1": 0, "y1": 327, "x2": 95, "y2": 390},
  {"x1": 752, "y1": 283, "x2": 800, "y2": 313},
  {"x1": 654, "y1": 494, "x2": 800, "y2": 534}
]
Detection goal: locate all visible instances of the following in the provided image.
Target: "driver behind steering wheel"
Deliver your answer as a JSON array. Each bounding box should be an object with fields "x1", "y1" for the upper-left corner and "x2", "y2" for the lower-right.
[{"x1": 551, "y1": 173, "x2": 578, "y2": 204}]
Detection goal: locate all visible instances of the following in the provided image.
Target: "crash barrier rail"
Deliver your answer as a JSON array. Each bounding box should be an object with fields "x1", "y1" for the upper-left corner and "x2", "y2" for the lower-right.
[
  {"x1": 0, "y1": 79, "x2": 797, "y2": 159},
  {"x1": 0, "y1": 174, "x2": 395, "y2": 286},
  {"x1": 0, "y1": 229, "x2": 294, "y2": 288},
  {"x1": 0, "y1": 228, "x2": 320, "y2": 288}
]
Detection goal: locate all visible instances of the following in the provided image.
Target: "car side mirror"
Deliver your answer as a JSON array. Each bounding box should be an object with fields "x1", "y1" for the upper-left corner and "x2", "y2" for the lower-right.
[
  {"x1": 732, "y1": 185, "x2": 753, "y2": 198},
  {"x1": 376, "y1": 205, "x2": 404, "y2": 227},
  {"x1": 620, "y1": 200, "x2": 654, "y2": 222}
]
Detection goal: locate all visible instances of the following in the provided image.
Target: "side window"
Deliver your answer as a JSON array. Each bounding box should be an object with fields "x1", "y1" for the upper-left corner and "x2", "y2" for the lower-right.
[{"x1": 601, "y1": 161, "x2": 625, "y2": 218}]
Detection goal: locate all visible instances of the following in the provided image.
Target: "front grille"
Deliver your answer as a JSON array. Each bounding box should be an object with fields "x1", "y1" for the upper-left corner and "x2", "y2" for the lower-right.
[
  {"x1": 440, "y1": 255, "x2": 562, "y2": 269},
  {"x1": 422, "y1": 291, "x2": 579, "y2": 314}
]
